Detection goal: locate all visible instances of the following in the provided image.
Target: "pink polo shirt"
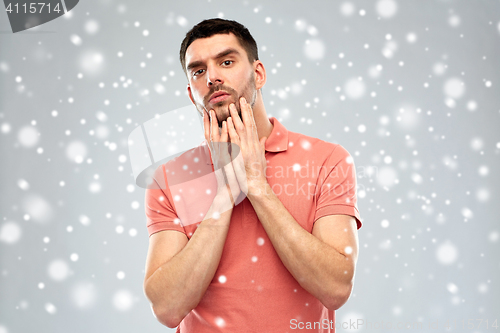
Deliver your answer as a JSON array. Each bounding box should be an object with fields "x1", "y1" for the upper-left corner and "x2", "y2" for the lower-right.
[{"x1": 145, "y1": 117, "x2": 362, "y2": 332}]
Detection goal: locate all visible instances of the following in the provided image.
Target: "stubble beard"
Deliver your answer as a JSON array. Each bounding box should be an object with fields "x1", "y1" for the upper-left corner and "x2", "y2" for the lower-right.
[{"x1": 197, "y1": 76, "x2": 257, "y2": 129}]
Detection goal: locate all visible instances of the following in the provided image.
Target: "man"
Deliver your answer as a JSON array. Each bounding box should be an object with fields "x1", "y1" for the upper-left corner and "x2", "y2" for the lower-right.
[{"x1": 143, "y1": 18, "x2": 362, "y2": 332}]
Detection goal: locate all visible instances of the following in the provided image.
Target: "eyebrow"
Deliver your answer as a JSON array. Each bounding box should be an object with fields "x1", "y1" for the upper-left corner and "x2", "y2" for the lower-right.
[{"x1": 186, "y1": 48, "x2": 241, "y2": 72}]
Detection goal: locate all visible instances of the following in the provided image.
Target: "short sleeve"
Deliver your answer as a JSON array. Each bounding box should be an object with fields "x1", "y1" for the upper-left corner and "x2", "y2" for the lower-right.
[
  {"x1": 313, "y1": 144, "x2": 362, "y2": 229},
  {"x1": 144, "y1": 164, "x2": 186, "y2": 237}
]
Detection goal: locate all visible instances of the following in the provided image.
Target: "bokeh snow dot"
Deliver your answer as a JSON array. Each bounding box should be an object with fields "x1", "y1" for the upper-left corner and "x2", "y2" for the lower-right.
[
  {"x1": 344, "y1": 78, "x2": 366, "y2": 100},
  {"x1": 215, "y1": 317, "x2": 226, "y2": 328},
  {"x1": 70, "y1": 34, "x2": 82, "y2": 46},
  {"x1": 466, "y1": 100, "x2": 477, "y2": 111},
  {"x1": 295, "y1": 20, "x2": 307, "y2": 32},
  {"x1": 1, "y1": 122, "x2": 11, "y2": 134},
  {"x1": 436, "y1": 242, "x2": 458, "y2": 265},
  {"x1": 17, "y1": 179, "x2": 30, "y2": 190},
  {"x1": 340, "y1": 2, "x2": 355, "y2": 17},
  {"x1": 66, "y1": 141, "x2": 88, "y2": 164},
  {"x1": 304, "y1": 39, "x2": 325, "y2": 60},
  {"x1": 84, "y1": 20, "x2": 99, "y2": 34},
  {"x1": 377, "y1": 166, "x2": 398, "y2": 187},
  {"x1": 406, "y1": 32, "x2": 417, "y2": 43},
  {"x1": 433, "y1": 62, "x2": 447, "y2": 76},
  {"x1": 444, "y1": 78, "x2": 465, "y2": 99},
  {"x1": 478, "y1": 283, "x2": 488, "y2": 294},
  {"x1": 79, "y1": 51, "x2": 105, "y2": 76},
  {"x1": 70, "y1": 282, "x2": 97, "y2": 309},
  {"x1": 48, "y1": 259, "x2": 70, "y2": 281},
  {"x1": 478, "y1": 165, "x2": 489, "y2": 177},
  {"x1": 79, "y1": 215, "x2": 91, "y2": 226},
  {"x1": 376, "y1": 0, "x2": 398, "y2": 18},
  {"x1": 89, "y1": 182, "x2": 102, "y2": 193},
  {"x1": 475, "y1": 188, "x2": 490, "y2": 202},
  {"x1": 95, "y1": 125, "x2": 109, "y2": 139},
  {"x1": 0, "y1": 222, "x2": 22, "y2": 244},
  {"x1": 448, "y1": 15, "x2": 461, "y2": 28},
  {"x1": 396, "y1": 107, "x2": 420, "y2": 130},
  {"x1": 18, "y1": 126, "x2": 39, "y2": 148},
  {"x1": 301, "y1": 139, "x2": 311, "y2": 150},
  {"x1": 113, "y1": 290, "x2": 134, "y2": 311},
  {"x1": 45, "y1": 303, "x2": 57, "y2": 314},
  {"x1": 411, "y1": 173, "x2": 423, "y2": 184},
  {"x1": 23, "y1": 194, "x2": 53, "y2": 223},
  {"x1": 447, "y1": 283, "x2": 458, "y2": 294},
  {"x1": 470, "y1": 137, "x2": 483, "y2": 151},
  {"x1": 461, "y1": 207, "x2": 473, "y2": 219},
  {"x1": 177, "y1": 16, "x2": 188, "y2": 27}
]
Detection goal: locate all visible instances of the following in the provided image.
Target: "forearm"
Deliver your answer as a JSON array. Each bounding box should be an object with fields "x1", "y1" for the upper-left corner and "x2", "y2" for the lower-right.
[
  {"x1": 248, "y1": 185, "x2": 355, "y2": 309},
  {"x1": 145, "y1": 194, "x2": 233, "y2": 326}
]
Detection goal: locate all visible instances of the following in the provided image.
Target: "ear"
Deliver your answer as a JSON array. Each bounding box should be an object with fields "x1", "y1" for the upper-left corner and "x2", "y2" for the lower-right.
[
  {"x1": 253, "y1": 60, "x2": 266, "y2": 90},
  {"x1": 187, "y1": 84, "x2": 196, "y2": 105}
]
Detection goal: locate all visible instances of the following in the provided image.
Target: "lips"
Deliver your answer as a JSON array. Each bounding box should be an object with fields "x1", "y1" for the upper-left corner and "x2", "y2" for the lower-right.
[{"x1": 209, "y1": 91, "x2": 230, "y2": 103}]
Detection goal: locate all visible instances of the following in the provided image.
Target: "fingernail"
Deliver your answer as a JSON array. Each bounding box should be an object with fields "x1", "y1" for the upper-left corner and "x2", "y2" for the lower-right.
[{"x1": 240, "y1": 97, "x2": 246, "y2": 104}]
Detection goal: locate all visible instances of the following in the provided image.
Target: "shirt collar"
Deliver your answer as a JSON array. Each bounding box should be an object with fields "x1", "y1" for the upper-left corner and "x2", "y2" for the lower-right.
[{"x1": 204, "y1": 116, "x2": 288, "y2": 165}]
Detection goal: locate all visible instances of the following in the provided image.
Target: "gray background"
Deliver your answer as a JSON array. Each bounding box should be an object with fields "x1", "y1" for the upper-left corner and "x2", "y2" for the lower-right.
[{"x1": 1, "y1": 0, "x2": 499, "y2": 332}]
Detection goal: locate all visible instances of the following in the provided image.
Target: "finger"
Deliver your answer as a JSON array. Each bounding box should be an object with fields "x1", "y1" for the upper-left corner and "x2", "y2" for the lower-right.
[
  {"x1": 237, "y1": 98, "x2": 258, "y2": 143},
  {"x1": 231, "y1": 149, "x2": 248, "y2": 195},
  {"x1": 260, "y1": 136, "x2": 267, "y2": 152},
  {"x1": 239, "y1": 97, "x2": 253, "y2": 128},
  {"x1": 223, "y1": 160, "x2": 241, "y2": 201},
  {"x1": 226, "y1": 116, "x2": 240, "y2": 145},
  {"x1": 210, "y1": 110, "x2": 220, "y2": 142},
  {"x1": 228, "y1": 103, "x2": 245, "y2": 135},
  {"x1": 203, "y1": 110, "x2": 210, "y2": 141},
  {"x1": 220, "y1": 120, "x2": 228, "y2": 142},
  {"x1": 241, "y1": 97, "x2": 260, "y2": 142}
]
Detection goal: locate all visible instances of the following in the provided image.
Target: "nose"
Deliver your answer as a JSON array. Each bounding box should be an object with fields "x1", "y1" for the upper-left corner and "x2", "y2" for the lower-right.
[{"x1": 206, "y1": 65, "x2": 224, "y2": 87}]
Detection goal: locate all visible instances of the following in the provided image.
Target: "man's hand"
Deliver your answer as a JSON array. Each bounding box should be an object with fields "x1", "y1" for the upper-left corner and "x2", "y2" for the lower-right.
[
  {"x1": 226, "y1": 97, "x2": 268, "y2": 198},
  {"x1": 203, "y1": 109, "x2": 241, "y2": 206}
]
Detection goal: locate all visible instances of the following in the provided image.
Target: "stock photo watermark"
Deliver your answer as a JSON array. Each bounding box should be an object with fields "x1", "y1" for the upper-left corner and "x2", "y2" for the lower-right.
[
  {"x1": 290, "y1": 318, "x2": 499, "y2": 330},
  {"x1": 3, "y1": 0, "x2": 79, "y2": 33}
]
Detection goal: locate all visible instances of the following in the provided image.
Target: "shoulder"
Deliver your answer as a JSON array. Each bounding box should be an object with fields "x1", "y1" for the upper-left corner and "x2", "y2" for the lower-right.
[{"x1": 286, "y1": 129, "x2": 350, "y2": 160}]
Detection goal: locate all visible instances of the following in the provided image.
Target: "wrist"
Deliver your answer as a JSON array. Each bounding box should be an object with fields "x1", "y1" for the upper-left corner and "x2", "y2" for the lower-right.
[
  {"x1": 213, "y1": 189, "x2": 235, "y2": 211},
  {"x1": 247, "y1": 181, "x2": 272, "y2": 203}
]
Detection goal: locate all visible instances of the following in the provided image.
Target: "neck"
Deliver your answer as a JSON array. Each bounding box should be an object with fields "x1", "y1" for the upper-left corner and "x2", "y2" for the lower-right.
[{"x1": 252, "y1": 94, "x2": 273, "y2": 141}]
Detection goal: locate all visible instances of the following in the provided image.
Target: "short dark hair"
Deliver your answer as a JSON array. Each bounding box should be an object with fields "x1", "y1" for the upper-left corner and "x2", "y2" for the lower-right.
[{"x1": 179, "y1": 18, "x2": 259, "y2": 76}]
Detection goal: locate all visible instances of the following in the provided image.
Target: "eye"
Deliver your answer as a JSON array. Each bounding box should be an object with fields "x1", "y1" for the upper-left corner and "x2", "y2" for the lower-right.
[
  {"x1": 192, "y1": 69, "x2": 205, "y2": 77},
  {"x1": 222, "y1": 60, "x2": 233, "y2": 66}
]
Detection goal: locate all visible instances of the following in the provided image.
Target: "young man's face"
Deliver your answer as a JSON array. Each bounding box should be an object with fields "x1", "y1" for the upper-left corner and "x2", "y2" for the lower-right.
[{"x1": 185, "y1": 33, "x2": 257, "y2": 127}]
